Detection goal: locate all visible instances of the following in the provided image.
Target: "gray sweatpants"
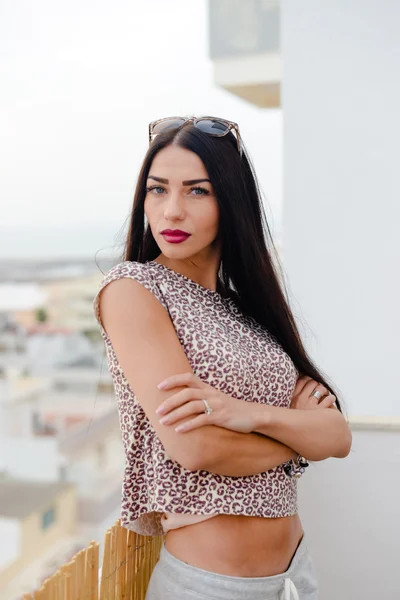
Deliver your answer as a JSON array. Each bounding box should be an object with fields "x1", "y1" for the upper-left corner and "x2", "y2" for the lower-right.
[{"x1": 145, "y1": 534, "x2": 318, "y2": 600}]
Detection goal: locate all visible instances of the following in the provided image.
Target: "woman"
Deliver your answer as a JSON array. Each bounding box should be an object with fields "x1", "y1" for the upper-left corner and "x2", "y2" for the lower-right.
[{"x1": 94, "y1": 116, "x2": 352, "y2": 600}]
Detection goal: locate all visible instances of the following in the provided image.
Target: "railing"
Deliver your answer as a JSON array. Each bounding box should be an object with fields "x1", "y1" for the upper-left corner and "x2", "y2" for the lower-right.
[{"x1": 22, "y1": 520, "x2": 163, "y2": 600}]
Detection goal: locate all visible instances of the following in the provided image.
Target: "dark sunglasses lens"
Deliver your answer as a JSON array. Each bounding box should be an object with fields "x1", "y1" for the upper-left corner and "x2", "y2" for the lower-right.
[
  {"x1": 152, "y1": 118, "x2": 186, "y2": 136},
  {"x1": 195, "y1": 119, "x2": 229, "y2": 135}
]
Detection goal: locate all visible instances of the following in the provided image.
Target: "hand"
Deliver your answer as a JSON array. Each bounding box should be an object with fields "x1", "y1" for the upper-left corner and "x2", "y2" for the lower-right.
[
  {"x1": 290, "y1": 376, "x2": 337, "y2": 410},
  {"x1": 156, "y1": 372, "x2": 263, "y2": 434}
]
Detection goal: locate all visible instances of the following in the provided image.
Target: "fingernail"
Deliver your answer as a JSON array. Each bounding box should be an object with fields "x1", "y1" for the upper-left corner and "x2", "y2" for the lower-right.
[
  {"x1": 157, "y1": 381, "x2": 167, "y2": 389},
  {"x1": 159, "y1": 417, "x2": 169, "y2": 425},
  {"x1": 156, "y1": 406, "x2": 166, "y2": 415},
  {"x1": 175, "y1": 424, "x2": 186, "y2": 432}
]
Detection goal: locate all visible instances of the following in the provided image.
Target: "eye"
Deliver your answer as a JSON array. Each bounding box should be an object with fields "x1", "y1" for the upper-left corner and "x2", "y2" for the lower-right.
[
  {"x1": 145, "y1": 185, "x2": 166, "y2": 195},
  {"x1": 189, "y1": 186, "x2": 210, "y2": 196}
]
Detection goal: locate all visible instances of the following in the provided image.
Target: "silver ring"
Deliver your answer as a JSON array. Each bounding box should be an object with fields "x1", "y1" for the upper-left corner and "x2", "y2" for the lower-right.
[
  {"x1": 311, "y1": 389, "x2": 323, "y2": 400},
  {"x1": 202, "y1": 399, "x2": 213, "y2": 415}
]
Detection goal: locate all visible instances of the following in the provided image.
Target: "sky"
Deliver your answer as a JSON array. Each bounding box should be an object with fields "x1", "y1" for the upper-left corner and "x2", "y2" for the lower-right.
[{"x1": 0, "y1": 0, "x2": 283, "y2": 258}]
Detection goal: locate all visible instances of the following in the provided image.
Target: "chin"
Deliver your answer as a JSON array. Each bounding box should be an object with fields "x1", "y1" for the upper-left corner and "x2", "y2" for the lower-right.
[
  {"x1": 157, "y1": 238, "x2": 194, "y2": 257},
  {"x1": 161, "y1": 246, "x2": 194, "y2": 260}
]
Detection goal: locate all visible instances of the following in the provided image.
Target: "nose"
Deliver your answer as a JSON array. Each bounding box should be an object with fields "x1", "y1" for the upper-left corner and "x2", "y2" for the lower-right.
[{"x1": 163, "y1": 191, "x2": 185, "y2": 220}]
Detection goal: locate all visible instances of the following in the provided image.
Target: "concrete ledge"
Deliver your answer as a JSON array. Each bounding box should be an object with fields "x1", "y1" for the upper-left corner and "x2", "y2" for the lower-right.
[
  {"x1": 225, "y1": 82, "x2": 280, "y2": 108},
  {"x1": 348, "y1": 416, "x2": 400, "y2": 431},
  {"x1": 213, "y1": 52, "x2": 281, "y2": 87}
]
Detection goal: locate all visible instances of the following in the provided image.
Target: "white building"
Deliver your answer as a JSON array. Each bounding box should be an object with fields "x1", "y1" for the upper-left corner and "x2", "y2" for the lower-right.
[
  {"x1": 0, "y1": 277, "x2": 123, "y2": 596},
  {"x1": 24, "y1": 326, "x2": 98, "y2": 373},
  {"x1": 0, "y1": 367, "x2": 124, "y2": 540},
  {"x1": 209, "y1": 2, "x2": 400, "y2": 598},
  {"x1": 0, "y1": 480, "x2": 77, "y2": 599},
  {"x1": 40, "y1": 272, "x2": 108, "y2": 333}
]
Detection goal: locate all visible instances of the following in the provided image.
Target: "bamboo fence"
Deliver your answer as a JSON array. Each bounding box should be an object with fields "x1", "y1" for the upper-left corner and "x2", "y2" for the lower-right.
[{"x1": 22, "y1": 520, "x2": 164, "y2": 600}]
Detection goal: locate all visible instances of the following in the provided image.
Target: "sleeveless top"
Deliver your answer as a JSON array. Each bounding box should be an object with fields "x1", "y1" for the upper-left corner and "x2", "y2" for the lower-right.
[{"x1": 93, "y1": 260, "x2": 299, "y2": 536}]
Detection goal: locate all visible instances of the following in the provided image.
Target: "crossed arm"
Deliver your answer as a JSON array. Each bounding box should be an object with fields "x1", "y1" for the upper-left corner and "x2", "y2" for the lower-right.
[
  {"x1": 155, "y1": 379, "x2": 352, "y2": 474},
  {"x1": 99, "y1": 278, "x2": 351, "y2": 477}
]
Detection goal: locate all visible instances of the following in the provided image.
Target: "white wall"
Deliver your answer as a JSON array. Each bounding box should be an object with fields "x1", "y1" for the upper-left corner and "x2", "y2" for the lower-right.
[
  {"x1": 0, "y1": 518, "x2": 20, "y2": 569},
  {"x1": 103, "y1": 432, "x2": 125, "y2": 471},
  {"x1": 298, "y1": 427, "x2": 400, "y2": 599},
  {"x1": 281, "y1": 2, "x2": 400, "y2": 598},
  {"x1": 0, "y1": 437, "x2": 59, "y2": 481},
  {"x1": 68, "y1": 431, "x2": 124, "y2": 496},
  {"x1": 281, "y1": 0, "x2": 400, "y2": 417},
  {"x1": 1, "y1": 399, "x2": 38, "y2": 438},
  {"x1": 68, "y1": 451, "x2": 99, "y2": 495}
]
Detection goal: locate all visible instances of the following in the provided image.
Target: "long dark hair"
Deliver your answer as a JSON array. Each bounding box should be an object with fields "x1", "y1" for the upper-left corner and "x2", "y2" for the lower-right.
[{"x1": 123, "y1": 124, "x2": 343, "y2": 412}]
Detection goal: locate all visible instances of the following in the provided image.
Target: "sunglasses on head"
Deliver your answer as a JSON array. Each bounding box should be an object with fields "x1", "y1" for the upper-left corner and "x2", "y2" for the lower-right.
[{"x1": 148, "y1": 116, "x2": 242, "y2": 156}]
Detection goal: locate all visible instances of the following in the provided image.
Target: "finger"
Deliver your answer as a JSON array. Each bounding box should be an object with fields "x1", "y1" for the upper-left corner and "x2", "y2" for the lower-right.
[
  {"x1": 156, "y1": 387, "x2": 205, "y2": 415},
  {"x1": 158, "y1": 372, "x2": 203, "y2": 391},
  {"x1": 294, "y1": 376, "x2": 314, "y2": 395},
  {"x1": 306, "y1": 396, "x2": 320, "y2": 409},
  {"x1": 159, "y1": 400, "x2": 206, "y2": 426},
  {"x1": 306, "y1": 381, "x2": 329, "y2": 400},
  {"x1": 326, "y1": 396, "x2": 338, "y2": 410},
  {"x1": 297, "y1": 379, "x2": 319, "y2": 402},
  {"x1": 318, "y1": 394, "x2": 337, "y2": 409},
  {"x1": 175, "y1": 413, "x2": 211, "y2": 433}
]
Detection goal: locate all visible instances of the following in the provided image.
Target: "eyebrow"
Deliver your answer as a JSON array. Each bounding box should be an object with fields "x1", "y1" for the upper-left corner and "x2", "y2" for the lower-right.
[{"x1": 147, "y1": 175, "x2": 211, "y2": 186}]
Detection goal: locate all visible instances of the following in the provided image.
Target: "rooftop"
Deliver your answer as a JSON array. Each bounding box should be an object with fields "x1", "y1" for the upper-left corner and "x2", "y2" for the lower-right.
[
  {"x1": 0, "y1": 283, "x2": 46, "y2": 311},
  {"x1": 0, "y1": 480, "x2": 74, "y2": 519},
  {"x1": 26, "y1": 325, "x2": 74, "y2": 335}
]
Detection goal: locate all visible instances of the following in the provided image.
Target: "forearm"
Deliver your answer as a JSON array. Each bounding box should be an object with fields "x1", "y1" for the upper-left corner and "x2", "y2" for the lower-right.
[
  {"x1": 198, "y1": 427, "x2": 297, "y2": 477},
  {"x1": 254, "y1": 404, "x2": 352, "y2": 461}
]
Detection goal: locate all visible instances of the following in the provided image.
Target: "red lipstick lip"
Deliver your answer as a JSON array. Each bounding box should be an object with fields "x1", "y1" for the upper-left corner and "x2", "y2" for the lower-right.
[{"x1": 160, "y1": 229, "x2": 191, "y2": 236}]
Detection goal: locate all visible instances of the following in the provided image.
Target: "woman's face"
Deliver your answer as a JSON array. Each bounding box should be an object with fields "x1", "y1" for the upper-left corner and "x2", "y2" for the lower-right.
[{"x1": 144, "y1": 145, "x2": 220, "y2": 262}]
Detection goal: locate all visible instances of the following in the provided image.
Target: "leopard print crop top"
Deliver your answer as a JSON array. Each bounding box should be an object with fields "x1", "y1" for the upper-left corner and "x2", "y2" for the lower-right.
[{"x1": 93, "y1": 260, "x2": 299, "y2": 536}]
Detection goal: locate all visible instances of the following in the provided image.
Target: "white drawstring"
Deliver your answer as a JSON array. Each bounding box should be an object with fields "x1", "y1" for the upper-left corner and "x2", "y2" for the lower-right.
[{"x1": 280, "y1": 577, "x2": 300, "y2": 600}]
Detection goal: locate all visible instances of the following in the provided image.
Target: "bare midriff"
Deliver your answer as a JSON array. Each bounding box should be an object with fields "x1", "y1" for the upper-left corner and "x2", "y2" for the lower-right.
[{"x1": 165, "y1": 512, "x2": 304, "y2": 577}]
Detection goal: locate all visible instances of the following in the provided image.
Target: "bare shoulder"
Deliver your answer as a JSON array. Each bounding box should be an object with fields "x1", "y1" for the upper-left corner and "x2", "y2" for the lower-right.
[{"x1": 99, "y1": 273, "x2": 164, "y2": 323}]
